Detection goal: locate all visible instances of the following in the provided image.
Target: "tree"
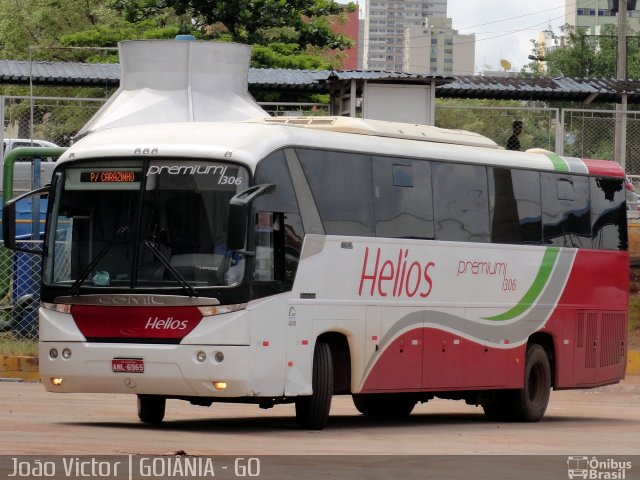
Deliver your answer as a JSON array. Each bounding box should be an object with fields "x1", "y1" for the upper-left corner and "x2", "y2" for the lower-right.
[
  {"x1": 113, "y1": 0, "x2": 357, "y2": 51},
  {"x1": 523, "y1": 23, "x2": 640, "y2": 78},
  {"x1": 0, "y1": 0, "x2": 355, "y2": 69}
]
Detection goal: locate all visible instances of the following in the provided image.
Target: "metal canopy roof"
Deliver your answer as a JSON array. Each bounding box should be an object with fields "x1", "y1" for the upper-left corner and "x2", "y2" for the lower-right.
[
  {"x1": 437, "y1": 75, "x2": 640, "y2": 103},
  {"x1": 2, "y1": 59, "x2": 640, "y2": 103}
]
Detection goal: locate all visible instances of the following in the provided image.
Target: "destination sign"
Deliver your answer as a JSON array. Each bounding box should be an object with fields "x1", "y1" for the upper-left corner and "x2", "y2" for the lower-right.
[{"x1": 80, "y1": 171, "x2": 142, "y2": 183}]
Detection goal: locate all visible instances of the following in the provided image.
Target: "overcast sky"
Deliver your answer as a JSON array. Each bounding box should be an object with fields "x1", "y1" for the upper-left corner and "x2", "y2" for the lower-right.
[{"x1": 447, "y1": 0, "x2": 565, "y2": 73}]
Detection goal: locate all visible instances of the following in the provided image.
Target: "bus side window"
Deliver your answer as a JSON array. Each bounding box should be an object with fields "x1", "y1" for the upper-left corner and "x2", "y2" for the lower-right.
[
  {"x1": 253, "y1": 150, "x2": 305, "y2": 297},
  {"x1": 255, "y1": 212, "x2": 275, "y2": 282},
  {"x1": 591, "y1": 177, "x2": 627, "y2": 250},
  {"x1": 432, "y1": 162, "x2": 490, "y2": 243},
  {"x1": 254, "y1": 211, "x2": 304, "y2": 285},
  {"x1": 489, "y1": 168, "x2": 542, "y2": 245},
  {"x1": 541, "y1": 173, "x2": 591, "y2": 248}
]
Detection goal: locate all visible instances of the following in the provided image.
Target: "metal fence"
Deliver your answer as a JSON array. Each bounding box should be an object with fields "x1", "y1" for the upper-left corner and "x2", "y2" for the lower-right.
[
  {"x1": 2, "y1": 96, "x2": 640, "y2": 355},
  {"x1": 435, "y1": 104, "x2": 640, "y2": 176},
  {"x1": 1, "y1": 96, "x2": 107, "y2": 355},
  {"x1": 435, "y1": 105, "x2": 561, "y2": 153}
]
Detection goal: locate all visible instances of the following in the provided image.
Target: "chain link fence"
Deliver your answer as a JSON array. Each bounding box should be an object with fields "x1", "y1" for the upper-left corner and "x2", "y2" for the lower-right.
[
  {"x1": 436, "y1": 104, "x2": 640, "y2": 191},
  {"x1": 560, "y1": 108, "x2": 640, "y2": 176},
  {"x1": 1, "y1": 96, "x2": 105, "y2": 355},
  {"x1": 435, "y1": 104, "x2": 560, "y2": 152}
]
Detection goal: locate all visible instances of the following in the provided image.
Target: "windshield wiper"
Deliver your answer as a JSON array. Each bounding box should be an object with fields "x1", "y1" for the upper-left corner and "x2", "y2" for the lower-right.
[
  {"x1": 144, "y1": 240, "x2": 199, "y2": 297},
  {"x1": 69, "y1": 226, "x2": 129, "y2": 296}
]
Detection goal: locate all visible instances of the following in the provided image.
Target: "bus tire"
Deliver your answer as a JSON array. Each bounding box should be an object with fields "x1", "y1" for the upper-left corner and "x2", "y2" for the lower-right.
[
  {"x1": 295, "y1": 341, "x2": 333, "y2": 430},
  {"x1": 510, "y1": 344, "x2": 551, "y2": 422},
  {"x1": 352, "y1": 394, "x2": 416, "y2": 417},
  {"x1": 483, "y1": 344, "x2": 551, "y2": 422},
  {"x1": 137, "y1": 395, "x2": 166, "y2": 424}
]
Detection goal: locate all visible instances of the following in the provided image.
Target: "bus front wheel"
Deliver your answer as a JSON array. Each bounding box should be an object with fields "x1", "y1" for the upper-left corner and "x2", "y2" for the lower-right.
[
  {"x1": 295, "y1": 341, "x2": 333, "y2": 430},
  {"x1": 137, "y1": 395, "x2": 166, "y2": 424}
]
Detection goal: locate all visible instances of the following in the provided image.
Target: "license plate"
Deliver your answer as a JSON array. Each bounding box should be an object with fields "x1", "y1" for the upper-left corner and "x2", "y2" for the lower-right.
[{"x1": 112, "y1": 358, "x2": 144, "y2": 374}]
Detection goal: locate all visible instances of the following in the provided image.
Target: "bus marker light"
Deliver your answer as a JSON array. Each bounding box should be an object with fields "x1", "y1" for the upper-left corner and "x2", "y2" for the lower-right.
[
  {"x1": 262, "y1": 341, "x2": 269, "y2": 347},
  {"x1": 51, "y1": 378, "x2": 63, "y2": 386},
  {"x1": 62, "y1": 348, "x2": 72, "y2": 359},
  {"x1": 213, "y1": 382, "x2": 227, "y2": 390},
  {"x1": 42, "y1": 303, "x2": 72, "y2": 314},
  {"x1": 288, "y1": 361, "x2": 294, "y2": 367}
]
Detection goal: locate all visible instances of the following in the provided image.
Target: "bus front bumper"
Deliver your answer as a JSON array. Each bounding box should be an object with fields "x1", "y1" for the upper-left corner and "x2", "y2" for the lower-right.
[{"x1": 39, "y1": 341, "x2": 256, "y2": 398}]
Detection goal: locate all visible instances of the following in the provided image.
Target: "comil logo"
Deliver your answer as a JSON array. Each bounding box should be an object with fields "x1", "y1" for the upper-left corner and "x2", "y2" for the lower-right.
[
  {"x1": 567, "y1": 456, "x2": 632, "y2": 479},
  {"x1": 145, "y1": 316, "x2": 188, "y2": 331}
]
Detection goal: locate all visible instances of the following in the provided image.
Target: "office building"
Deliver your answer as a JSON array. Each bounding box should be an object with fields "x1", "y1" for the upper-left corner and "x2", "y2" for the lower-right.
[
  {"x1": 403, "y1": 17, "x2": 475, "y2": 75},
  {"x1": 364, "y1": 0, "x2": 448, "y2": 71}
]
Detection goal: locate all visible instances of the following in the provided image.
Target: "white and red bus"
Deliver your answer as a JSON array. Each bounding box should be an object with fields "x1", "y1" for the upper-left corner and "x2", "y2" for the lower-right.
[{"x1": 3, "y1": 116, "x2": 629, "y2": 429}]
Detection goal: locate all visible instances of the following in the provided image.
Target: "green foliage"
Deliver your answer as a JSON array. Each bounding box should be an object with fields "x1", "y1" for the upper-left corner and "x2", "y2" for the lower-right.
[
  {"x1": 251, "y1": 44, "x2": 334, "y2": 69},
  {"x1": 523, "y1": 23, "x2": 640, "y2": 78},
  {"x1": 435, "y1": 99, "x2": 557, "y2": 151},
  {"x1": 0, "y1": 0, "x2": 354, "y2": 68},
  {"x1": 122, "y1": 0, "x2": 358, "y2": 49}
]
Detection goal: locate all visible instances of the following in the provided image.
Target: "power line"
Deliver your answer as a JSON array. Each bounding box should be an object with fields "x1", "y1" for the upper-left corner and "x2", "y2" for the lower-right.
[{"x1": 452, "y1": 0, "x2": 592, "y2": 32}]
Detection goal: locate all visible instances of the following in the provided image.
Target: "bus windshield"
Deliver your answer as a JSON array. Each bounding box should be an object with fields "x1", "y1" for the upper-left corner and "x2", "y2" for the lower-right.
[{"x1": 43, "y1": 159, "x2": 250, "y2": 291}]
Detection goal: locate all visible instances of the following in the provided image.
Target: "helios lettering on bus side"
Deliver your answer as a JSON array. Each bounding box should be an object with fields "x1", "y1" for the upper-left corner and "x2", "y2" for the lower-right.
[{"x1": 358, "y1": 247, "x2": 435, "y2": 299}]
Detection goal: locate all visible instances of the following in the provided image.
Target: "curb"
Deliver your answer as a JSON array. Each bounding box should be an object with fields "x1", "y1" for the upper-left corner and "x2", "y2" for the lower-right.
[
  {"x1": 628, "y1": 350, "x2": 640, "y2": 376},
  {"x1": 0, "y1": 355, "x2": 40, "y2": 382},
  {"x1": 1, "y1": 351, "x2": 640, "y2": 383}
]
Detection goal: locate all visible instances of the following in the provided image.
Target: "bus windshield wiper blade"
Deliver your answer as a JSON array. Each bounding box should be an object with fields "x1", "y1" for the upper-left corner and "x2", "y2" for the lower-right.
[
  {"x1": 69, "y1": 226, "x2": 129, "y2": 296},
  {"x1": 144, "y1": 240, "x2": 199, "y2": 297}
]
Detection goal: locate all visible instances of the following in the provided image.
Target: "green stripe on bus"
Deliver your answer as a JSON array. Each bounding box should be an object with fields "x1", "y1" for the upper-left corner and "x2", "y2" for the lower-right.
[
  {"x1": 484, "y1": 247, "x2": 560, "y2": 322},
  {"x1": 545, "y1": 152, "x2": 570, "y2": 172}
]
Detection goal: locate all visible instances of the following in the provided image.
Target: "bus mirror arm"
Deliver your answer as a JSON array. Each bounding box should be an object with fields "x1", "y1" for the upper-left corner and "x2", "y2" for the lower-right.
[
  {"x1": 228, "y1": 184, "x2": 275, "y2": 252},
  {"x1": 2, "y1": 185, "x2": 49, "y2": 253}
]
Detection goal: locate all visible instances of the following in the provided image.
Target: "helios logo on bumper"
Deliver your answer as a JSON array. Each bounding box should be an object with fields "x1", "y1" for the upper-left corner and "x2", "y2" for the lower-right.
[{"x1": 145, "y1": 317, "x2": 188, "y2": 331}]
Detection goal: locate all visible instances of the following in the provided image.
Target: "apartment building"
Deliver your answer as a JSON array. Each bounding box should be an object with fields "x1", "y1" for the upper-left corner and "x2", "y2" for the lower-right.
[
  {"x1": 403, "y1": 17, "x2": 475, "y2": 75},
  {"x1": 565, "y1": 0, "x2": 640, "y2": 32},
  {"x1": 363, "y1": 0, "x2": 448, "y2": 71}
]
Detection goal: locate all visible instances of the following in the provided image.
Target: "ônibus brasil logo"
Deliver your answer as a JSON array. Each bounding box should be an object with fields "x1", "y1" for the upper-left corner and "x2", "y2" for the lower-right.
[{"x1": 567, "y1": 456, "x2": 632, "y2": 479}]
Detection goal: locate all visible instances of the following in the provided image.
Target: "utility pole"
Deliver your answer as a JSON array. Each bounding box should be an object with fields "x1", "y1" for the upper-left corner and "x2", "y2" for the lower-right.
[
  {"x1": 617, "y1": 0, "x2": 627, "y2": 80},
  {"x1": 614, "y1": 0, "x2": 628, "y2": 170}
]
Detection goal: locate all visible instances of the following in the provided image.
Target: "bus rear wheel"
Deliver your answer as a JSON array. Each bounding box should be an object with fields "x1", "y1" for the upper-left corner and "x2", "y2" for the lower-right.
[
  {"x1": 295, "y1": 341, "x2": 333, "y2": 430},
  {"x1": 137, "y1": 395, "x2": 166, "y2": 424},
  {"x1": 482, "y1": 344, "x2": 551, "y2": 422},
  {"x1": 352, "y1": 394, "x2": 416, "y2": 417}
]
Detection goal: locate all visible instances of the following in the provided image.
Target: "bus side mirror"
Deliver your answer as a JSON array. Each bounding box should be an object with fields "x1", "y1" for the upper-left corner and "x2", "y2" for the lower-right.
[
  {"x1": 227, "y1": 184, "x2": 274, "y2": 252},
  {"x1": 227, "y1": 203, "x2": 249, "y2": 251},
  {"x1": 2, "y1": 186, "x2": 49, "y2": 254}
]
